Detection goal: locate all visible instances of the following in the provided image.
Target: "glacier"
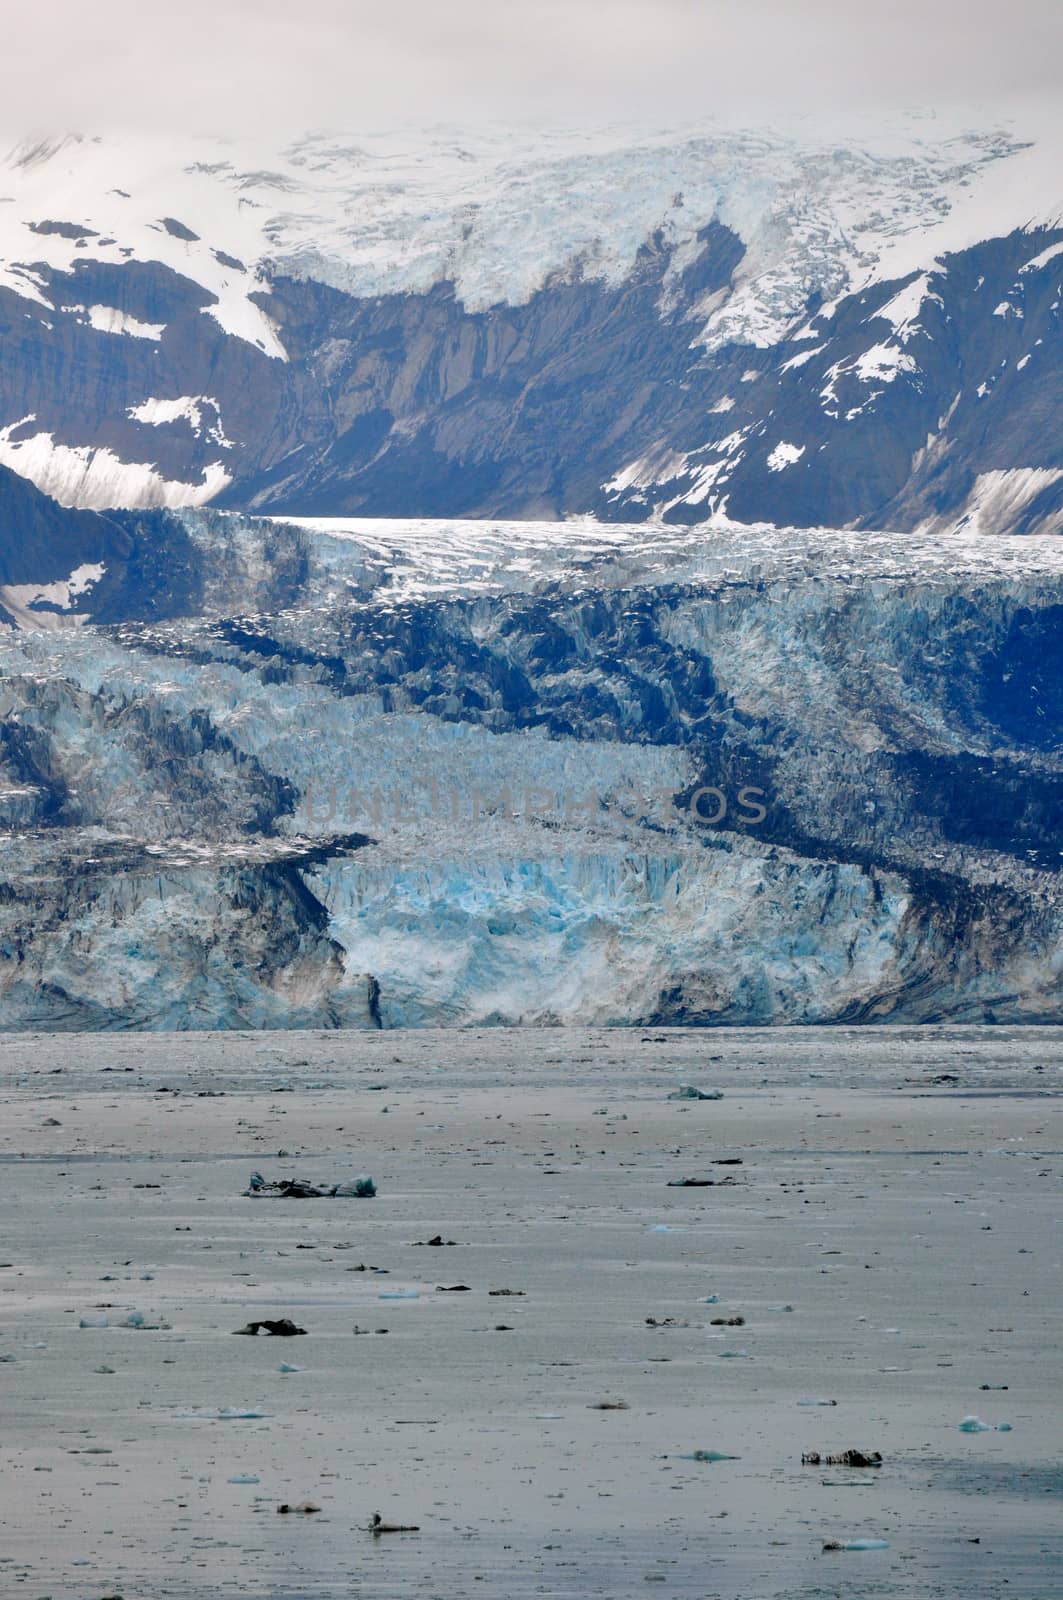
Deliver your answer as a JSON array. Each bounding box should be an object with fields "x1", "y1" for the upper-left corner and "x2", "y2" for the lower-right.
[{"x1": 0, "y1": 508, "x2": 1060, "y2": 1029}]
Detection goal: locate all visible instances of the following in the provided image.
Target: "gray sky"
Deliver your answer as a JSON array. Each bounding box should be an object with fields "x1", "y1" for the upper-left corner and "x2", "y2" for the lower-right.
[{"x1": 3, "y1": 0, "x2": 1061, "y2": 134}]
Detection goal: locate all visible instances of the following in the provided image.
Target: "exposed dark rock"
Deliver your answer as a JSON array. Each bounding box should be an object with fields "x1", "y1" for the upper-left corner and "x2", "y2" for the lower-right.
[{"x1": 4, "y1": 216, "x2": 1062, "y2": 534}]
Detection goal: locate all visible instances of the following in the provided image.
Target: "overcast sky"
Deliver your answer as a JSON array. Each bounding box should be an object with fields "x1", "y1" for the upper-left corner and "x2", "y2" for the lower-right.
[{"x1": 2, "y1": 0, "x2": 1060, "y2": 135}]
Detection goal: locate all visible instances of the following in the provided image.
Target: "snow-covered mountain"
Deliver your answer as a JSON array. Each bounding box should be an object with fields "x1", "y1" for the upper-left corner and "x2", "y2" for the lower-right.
[
  {"x1": 0, "y1": 499, "x2": 1061, "y2": 1029},
  {"x1": 1, "y1": 114, "x2": 1062, "y2": 530}
]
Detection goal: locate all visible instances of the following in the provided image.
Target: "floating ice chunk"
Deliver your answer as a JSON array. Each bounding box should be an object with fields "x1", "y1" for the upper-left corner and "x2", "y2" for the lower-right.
[
  {"x1": 333, "y1": 1177, "x2": 377, "y2": 1197},
  {"x1": 823, "y1": 1537, "x2": 889, "y2": 1551},
  {"x1": 277, "y1": 1362, "x2": 302, "y2": 1373},
  {"x1": 676, "y1": 1449, "x2": 739, "y2": 1462},
  {"x1": 228, "y1": 1474, "x2": 260, "y2": 1484},
  {"x1": 180, "y1": 1407, "x2": 267, "y2": 1420},
  {"x1": 378, "y1": 1289, "x2": 419, "y2": 1301},
  {"x1": 245, "y1": 1171, "x2": 376, "y2": 1198}
]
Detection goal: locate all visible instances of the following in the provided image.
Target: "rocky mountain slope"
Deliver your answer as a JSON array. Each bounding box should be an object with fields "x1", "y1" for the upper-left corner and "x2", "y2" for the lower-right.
[
  {"x1": 1, "y1": 116, "x2": 1062, "y2": 532},
  {"x1": 0, "y1": 504, "x2": 1060, "y2": 1028}
]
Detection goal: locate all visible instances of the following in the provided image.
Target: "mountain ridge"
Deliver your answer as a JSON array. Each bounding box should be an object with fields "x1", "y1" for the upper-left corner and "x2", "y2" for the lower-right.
[{"x1": 1, "y1": 116, "x2": 1062, "y2": 533}]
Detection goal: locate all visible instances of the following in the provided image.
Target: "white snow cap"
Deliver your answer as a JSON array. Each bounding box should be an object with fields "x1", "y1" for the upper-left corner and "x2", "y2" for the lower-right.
[{"x1": 0, "y1": 109, "x2": 1061, "y2": 358}]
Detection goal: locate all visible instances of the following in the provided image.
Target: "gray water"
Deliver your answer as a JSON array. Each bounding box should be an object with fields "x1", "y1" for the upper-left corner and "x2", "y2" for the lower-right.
[{"x1": 0, "y1": 1026, "x2": 1060, "y2": 1599}]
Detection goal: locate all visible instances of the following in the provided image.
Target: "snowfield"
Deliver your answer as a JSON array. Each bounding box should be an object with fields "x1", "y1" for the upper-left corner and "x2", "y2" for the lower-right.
[{"x1": 1, "y1": 111, "x2": 1061, "y2": 358}]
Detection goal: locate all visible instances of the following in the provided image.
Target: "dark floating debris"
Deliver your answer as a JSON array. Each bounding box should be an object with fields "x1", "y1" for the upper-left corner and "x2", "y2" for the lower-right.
[
  {"x1": 667, "y1": 1086, "x2": 724, "y2": 1101},
  {"x1": 414, "y1": 1235, "x2": 457, "y2": 1246},
  {"x1": 233, "y1": 1318, "x2": 307, "y2": 1337},
  {"x1": 277, "y1": 1501, "x2": 321, "y2": 1514},
  {"x1": 710, "y1": 1316, "x2": 746, "y2": 1326},
  {"x1": 244, "y1": 1172, "x2": 376, "y2": 1199},
  {"x1": 371, "y1": 1511, "x2": 419, "y2": 1535},
  {"x1": 802, "y1": 1450, "x2": 882, "y2": 1468},
  {"x1": 590, "y1": 1400, "x2": 630, "y2": 1411},
  {"x1": 668, "y1": 1172, "x2": 741, "y2": 1187}
]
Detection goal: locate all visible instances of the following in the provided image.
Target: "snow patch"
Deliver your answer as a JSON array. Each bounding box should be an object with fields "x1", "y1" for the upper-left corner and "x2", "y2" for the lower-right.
[
  {"x1": 128, "y1": 395, "x2": 233, "y2": 448},
  {"x1": 602, "y1": 446, "x2": 687, "y2": 499},
  {"x1": 81, "y1": 305, "x2": 165, "y2": 339},
  {"x1": 916, "y1": 467, "x2": 1063, "y2": 537},
  {"x1": 1019, "y1": 239, "x2": 1063, "y2": 275},
  {"x1": 0, "y1": 422, "x2": 232, "y2": 510},
  {"x1": 853, "y1": 343, "x2": 918, "y2": 383},
  {"x1": 766, "y1": 441, "x2": 805, "y2": 472},
  {"x1": 0, "y1": 563, "x2": 105, "y2": 630},
  {"x1": 780, "y1": 344, "x2": 825, "y2": 371},
  {"x1": 873, "y1": 273, "x2": 941, "y2": 338}
]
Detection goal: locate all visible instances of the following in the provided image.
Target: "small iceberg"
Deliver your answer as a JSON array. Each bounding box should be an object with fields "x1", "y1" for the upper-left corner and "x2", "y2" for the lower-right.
[
  {"x1": 244, "y1": 1171, "x2": 376, "y2": 1199},
  {"x1": 180, "y1": 1407, "x2": 267, "y2": 1420},
  {"x1": 823, "y1": 1537, "x2": 889, "y2": 1552},
  {"x1": 676, "y1": 1449, "x2": 739, "y2": 1462},
  {"x1": 959, "y1": 1415, "x2": 1011, "y2": 1433}
]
